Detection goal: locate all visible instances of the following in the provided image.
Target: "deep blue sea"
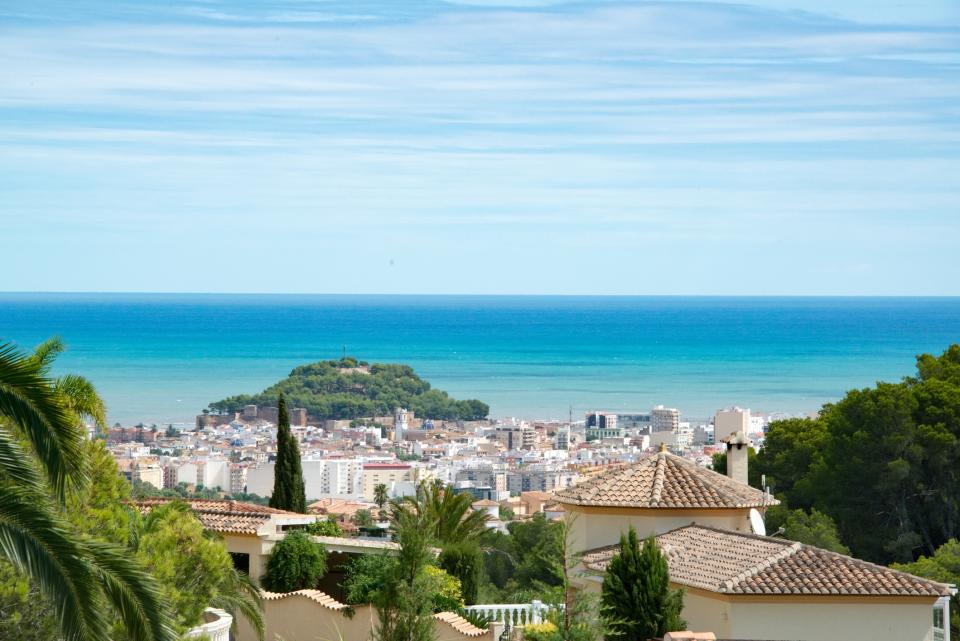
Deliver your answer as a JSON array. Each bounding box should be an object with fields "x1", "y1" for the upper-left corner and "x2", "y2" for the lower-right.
[{"x1": 1, "y1": 294, "x2": 958, "y2": 425}]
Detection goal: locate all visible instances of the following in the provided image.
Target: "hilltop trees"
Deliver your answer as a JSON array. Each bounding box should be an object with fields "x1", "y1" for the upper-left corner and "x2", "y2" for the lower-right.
[
  {"x1": 600, "y1": 528, "x2": 685, "y2": 641},
  {"x1": 269, "y1": 394, "x2": 306, "y2": 513},
  {"x1": 209, "y1": 358, "x2": 489, "y2": 421}
]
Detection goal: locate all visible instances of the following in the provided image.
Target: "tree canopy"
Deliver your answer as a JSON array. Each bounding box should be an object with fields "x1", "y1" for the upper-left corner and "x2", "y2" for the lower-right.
[
  {"x1": 756, "y1": 344, "x2": 960, "y2": 564},
  {"x1": 892, "y1": 538, "x2": 960, "y2": 637},
  {"x1": 208, "y1": 357, "x2": 489, "y2": 421}
]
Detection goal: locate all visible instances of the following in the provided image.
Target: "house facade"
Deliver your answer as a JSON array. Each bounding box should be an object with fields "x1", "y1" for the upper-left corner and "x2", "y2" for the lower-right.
[{"x1": 554, "y1": 437, "x2": 955, "y2": 641}]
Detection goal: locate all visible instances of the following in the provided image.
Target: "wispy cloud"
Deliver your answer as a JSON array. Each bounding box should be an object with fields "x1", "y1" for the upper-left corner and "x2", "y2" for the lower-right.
[{"x1": 0, "y1": 0, "x2": 958, "y2": 294}]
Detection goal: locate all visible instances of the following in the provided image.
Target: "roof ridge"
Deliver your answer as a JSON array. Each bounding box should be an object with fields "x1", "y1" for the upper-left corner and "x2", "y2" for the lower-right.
[
  {"x1": 650, "y1": 451, "x2": 668, "y2": 505},
  {"x1": 664, "y1": 522, "x2": 793, "y2": 545},
  {"x1": 665, "y1": 453, "x2": 768, "y2": 508}
]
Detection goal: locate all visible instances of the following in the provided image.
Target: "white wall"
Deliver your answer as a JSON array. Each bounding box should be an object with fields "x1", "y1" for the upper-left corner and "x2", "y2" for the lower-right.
[{"x1": 728, "y1": 599, "x2": 936, "y2": 641}]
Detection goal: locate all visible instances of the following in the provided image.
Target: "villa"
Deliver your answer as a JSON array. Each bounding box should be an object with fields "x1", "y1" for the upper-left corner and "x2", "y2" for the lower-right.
[{"x1": 554, "y1": 436, "x2": 955, "y2": 641}]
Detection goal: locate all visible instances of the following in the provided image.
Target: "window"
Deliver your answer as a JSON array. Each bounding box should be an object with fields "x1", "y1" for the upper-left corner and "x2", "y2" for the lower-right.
[{"x1": 230, "y1": 552, "x2": 250, "y2": 574}]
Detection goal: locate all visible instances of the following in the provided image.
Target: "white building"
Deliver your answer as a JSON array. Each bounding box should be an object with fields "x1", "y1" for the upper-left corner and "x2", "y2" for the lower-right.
[
  {"x1": 715, "y1": 407, "x2": 751, "y2": 441},
  {"x1": 246, "y1": 459, "x2": 364, "y2": 500}
]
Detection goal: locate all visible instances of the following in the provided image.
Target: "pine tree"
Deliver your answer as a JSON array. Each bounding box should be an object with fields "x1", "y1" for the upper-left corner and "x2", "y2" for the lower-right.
[
  {"x1": 269, "y1": 394, "x2": 306, "y2": 513},
  {"x1": 600, "y1": 527, "x2": 685, "y2": 641}
]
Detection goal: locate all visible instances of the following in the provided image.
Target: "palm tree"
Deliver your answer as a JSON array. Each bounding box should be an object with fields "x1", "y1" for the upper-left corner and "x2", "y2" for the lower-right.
[
  {"x1": 374, "y1": 483, "x2": 389, "y2": 518},
  {"x1": 392, "y1": 481, "x2": 490, "y2": 545},
  {"x1": 0, "y1": 339, "x2": 175, "y2": 641}
]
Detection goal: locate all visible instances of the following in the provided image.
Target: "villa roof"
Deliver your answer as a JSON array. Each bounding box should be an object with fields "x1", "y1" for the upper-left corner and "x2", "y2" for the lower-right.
[
  {"x1": 554, "y1": 450, "x2": 775, "y2": 509},
  {"x1": 135, "y1": 498, "x2": 309, "y2": 535},
  {"x1": 582, "y1": 525, "x2": 951, "y2": 598}
]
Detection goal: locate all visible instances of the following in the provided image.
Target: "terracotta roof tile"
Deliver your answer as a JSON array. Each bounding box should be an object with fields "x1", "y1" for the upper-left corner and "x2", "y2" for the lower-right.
[
  {"x1": 432, "y1": 611, "x2": 489, "y2": 637},
  {"x1": 555, "y1": 451, "x2": 776, "y2": 509},
  {"x1": 259, "y1": 589, "x2": 348, "y2": 610},
  {"x1": 135, "y1": 498, "x2": 307, "y2": 535},
  {"x1": 582, "y1": 525, "x2": 950, "y2": 598}
]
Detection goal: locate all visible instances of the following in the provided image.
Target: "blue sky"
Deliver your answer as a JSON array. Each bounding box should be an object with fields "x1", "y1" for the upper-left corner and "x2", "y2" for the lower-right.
[{"x1": 2, "y1": 0, "x2": 958, "y2": 295}]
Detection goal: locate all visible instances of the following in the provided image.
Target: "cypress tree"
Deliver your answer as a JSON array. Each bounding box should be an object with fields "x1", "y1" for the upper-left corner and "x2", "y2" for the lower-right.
[
  {"x1": 600, "y1": 527, "x2": 685, "y2": 641},
  {"x1": 269, "y1": 393, "x2": 306, "y2": 513}
]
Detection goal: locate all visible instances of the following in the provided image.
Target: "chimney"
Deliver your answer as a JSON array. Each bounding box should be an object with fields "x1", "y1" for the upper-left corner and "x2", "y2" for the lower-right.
[{"x1": 724, "y1": 431, "x2": 753, "y2": 486}]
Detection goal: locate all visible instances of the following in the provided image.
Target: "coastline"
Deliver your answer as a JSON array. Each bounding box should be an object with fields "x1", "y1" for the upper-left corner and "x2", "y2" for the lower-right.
[{"x1": 2, "y1": 293, "x2": 958, "y2": 425}]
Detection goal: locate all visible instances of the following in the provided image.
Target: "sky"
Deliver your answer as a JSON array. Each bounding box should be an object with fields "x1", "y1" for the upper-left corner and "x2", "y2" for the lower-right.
[{"x1": 1, "y1": 0, "x2": 959, "y2": 296}]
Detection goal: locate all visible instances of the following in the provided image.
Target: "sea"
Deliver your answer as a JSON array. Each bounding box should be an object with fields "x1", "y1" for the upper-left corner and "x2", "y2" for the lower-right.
[{"x1": 1, "y1": 293, "x2": 958, "y2": 426}]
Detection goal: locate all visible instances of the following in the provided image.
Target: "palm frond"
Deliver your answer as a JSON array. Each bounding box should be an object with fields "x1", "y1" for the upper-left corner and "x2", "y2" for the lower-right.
[
  {"x1": 0, "y1": 428, "x2": 45, "y2": 489},
  {"x1": 86, "y1": 539, "x2": 177, "y2": 641},
  {"x1": 30, "y1": 337, "x2": 66, "y2": 372},
  {"x1": 54, "y1": 374, "x2": 108, "y2": 432},
  {"x1": 0, "y1": 484, "x2": 106, "y2": 641},
  {"x1": 0, "y1": 341, "x2": 87, "y2": 499}
]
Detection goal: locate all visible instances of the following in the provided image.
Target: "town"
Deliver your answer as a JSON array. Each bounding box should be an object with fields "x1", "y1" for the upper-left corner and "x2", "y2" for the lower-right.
[{"x1": 107, "y1": 404, "x2": 763, "y2": 513}]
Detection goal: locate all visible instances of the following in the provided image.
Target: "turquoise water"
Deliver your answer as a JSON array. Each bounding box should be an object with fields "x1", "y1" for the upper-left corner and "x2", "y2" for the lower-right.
[{"x1": 1, "y1": 293, "x2": 958, "y2": 425}]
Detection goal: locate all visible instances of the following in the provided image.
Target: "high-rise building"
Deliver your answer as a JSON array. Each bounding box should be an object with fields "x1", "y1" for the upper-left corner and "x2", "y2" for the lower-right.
[
  {"x1": 246, "y1": 458, "x2": 364, "y2": 500},
  {"x1": 555, "y1": 428, "x2": 570, "y2": 450},
  {"x1": 651, "y1": 405, "x2": 680, "y2": 432},
  {"x1": 496, "y1": 425, "x2": 536, "y2": 450}
]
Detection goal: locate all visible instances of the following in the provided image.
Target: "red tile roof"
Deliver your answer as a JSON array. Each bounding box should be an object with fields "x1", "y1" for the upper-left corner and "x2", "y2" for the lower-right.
[
  {"x1": 582, "y1": 525, "x2": 950, "y2": 598},
  {"x1": 135, "y1": 498, "x2": 307, "y2": 535},
  {"x1": 555, "y1": 450, "x2": 775, "y2": 509}
]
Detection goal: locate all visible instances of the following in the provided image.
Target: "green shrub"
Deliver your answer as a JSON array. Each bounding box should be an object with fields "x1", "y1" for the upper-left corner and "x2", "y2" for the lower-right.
[
  {"x1": 523, "y1": 621, "x2": 558, "y2": 641},
  {"x1": 262, "y1": 530, "x2": 328, "y2": 592}
]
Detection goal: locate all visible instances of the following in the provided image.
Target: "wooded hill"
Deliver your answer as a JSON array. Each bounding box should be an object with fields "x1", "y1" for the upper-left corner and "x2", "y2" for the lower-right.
[{"x1": 208, "y1": 357, "x2": 489, "y2": 421}]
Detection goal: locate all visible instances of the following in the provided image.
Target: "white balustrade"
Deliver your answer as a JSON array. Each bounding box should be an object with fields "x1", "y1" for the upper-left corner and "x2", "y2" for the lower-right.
[
  {"x1": 185, "y1": 607, "x2": 232, "y2": 641},
  {"x1": 464, "y1": 600, "x2": 554, "y2": 626}
]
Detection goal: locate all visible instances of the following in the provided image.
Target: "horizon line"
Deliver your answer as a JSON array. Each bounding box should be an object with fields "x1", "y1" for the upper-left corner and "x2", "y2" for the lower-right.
[{"x1": 2, "y1": 291, "x2": 960, "y2": 299}]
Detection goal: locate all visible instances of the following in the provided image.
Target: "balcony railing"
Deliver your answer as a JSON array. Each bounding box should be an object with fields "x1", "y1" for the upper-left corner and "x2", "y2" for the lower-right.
[
  {"x1": 464, "y1": 600, "x2": 555, "y2": 626},
  {"x1": 185, "y1": 607, "x2": 232, "y2": 641}
]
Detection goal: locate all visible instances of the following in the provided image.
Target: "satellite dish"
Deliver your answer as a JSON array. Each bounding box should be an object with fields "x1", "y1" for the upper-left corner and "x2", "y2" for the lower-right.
[{"x1": 749, "y1": 508, "x2": 766, "y2": 536}]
